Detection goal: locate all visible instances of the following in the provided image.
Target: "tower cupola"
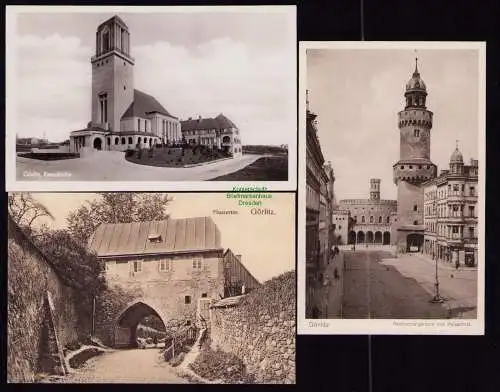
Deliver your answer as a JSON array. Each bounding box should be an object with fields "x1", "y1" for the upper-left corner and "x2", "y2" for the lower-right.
[
  {"x1": 404, "y1": 57, "x2": 428, "y2": 109},
  {"x1": 449, "y1": 141, "x2": 464, "y2": 175}
]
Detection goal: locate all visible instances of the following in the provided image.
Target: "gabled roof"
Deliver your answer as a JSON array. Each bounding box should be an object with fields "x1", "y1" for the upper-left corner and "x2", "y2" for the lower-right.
[
  {"x1": 181, "y1": 113, "x2": 238, "y2": 131},
  {"x1": 89, "y1": 217, "x2": 222, "y2": 257},
  {"x1": 121, "y1": 89, "x2": 176, "y2": 120}
]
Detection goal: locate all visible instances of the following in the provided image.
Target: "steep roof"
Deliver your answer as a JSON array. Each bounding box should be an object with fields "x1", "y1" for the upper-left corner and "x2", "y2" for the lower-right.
[
  {"x1": 89, "y1": 217, "x2": 222, "y2": 257},
  {"x1": 121, "y1": 89, "x2": 175, "y2": 120},
  {"x1": 181, "y1": 113, "x2": 238, "y2": 131}
]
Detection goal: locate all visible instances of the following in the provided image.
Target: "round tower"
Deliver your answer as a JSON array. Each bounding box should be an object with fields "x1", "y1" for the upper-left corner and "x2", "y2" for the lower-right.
[
  {"x1": 393, "y1": 57, "x2": 437, "y2": 251},
  {"x1": 370, "y1": 178, "x2": 381, "y2": 201}
]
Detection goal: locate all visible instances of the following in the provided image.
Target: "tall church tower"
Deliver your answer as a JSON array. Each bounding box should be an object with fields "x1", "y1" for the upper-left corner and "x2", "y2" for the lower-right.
[
  {"x1": 393, "y1": 57, "x2": 437, "y2": 251},
  {"x1": 91, "y1": 15, "x2": 134, "y2": 132}
]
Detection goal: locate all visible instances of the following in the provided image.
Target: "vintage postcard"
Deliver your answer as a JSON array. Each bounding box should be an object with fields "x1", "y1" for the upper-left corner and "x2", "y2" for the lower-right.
[
  {"x1": 7, "y1": 191, "x2": 296, "y2": 383},
  {"x1": 297, "y1": 41, "x2": 485, "y2": 335},
  {"x1": 5, "y1": 6, "x2": 297, "y2": 191}
]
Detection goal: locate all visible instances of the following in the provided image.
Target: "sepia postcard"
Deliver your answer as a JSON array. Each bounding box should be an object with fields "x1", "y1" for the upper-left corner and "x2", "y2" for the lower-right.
[
  {"x1": 297, "y1": 41, "x2": 485, "y2": 335},
  {"x1": 7, "y1": 191, "x2": 296, "y2": 383},
  {"x1": 5, "y1": 6, "x2": 297, "y2": 192}
]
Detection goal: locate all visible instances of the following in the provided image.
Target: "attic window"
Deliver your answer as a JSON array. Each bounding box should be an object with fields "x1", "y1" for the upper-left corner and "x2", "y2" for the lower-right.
[{"x1": 148, "y1": 233, "x2": 162, "y2": 243}]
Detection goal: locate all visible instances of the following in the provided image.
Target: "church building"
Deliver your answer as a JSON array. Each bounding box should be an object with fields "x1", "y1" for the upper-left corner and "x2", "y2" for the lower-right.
[{"x1": 69, "y1": 15, "x2": 182, "y2": 153}]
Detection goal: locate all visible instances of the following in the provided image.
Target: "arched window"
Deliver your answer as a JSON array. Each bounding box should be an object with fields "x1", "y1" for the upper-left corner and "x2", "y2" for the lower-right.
[
  {"x1": 386, "y1": 216, "x2": 390, "y2": 223},
  {"x1": 378, "y1": 216, "x2": 382, "y2": 223},
  {"x1": 414, "y1": 129, "x2": 420, "y2": 137},
  {"x1": 114, "y1": 137, "x2": 119, "y2": 145},
  {"x1": 121, "y1": 137, "x2": 126, "y2": 145},
  {"x1": 138, "y1": 137, "x2": 142, "y2": 144},
  {"x1": 413, "y1": 220, "x2": 418, "y2": 225},
  {"x1": 128, "y1": 137, "x2": 133, "y2": 144},
  {"x1": 361, "y1": 216, "x2": 365, "y2": 223},
  {"x1": 370, "y1": 216, "x2": 374, "y2": 223},
  {"x1": 107, "y1": 137, "x2": 110, "y2": 145}
]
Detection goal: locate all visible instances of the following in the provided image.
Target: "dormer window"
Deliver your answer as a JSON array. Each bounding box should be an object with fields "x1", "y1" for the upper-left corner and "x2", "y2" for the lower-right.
[{"x1": 148, "y1": 233, "x2": 162, "y2": 243}]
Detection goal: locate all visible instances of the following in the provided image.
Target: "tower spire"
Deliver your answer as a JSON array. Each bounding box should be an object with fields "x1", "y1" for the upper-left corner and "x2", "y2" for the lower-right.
[
  {"x1": 456, "y1": 139, "x2": 459, "y2": 150},
  {"x1": 414, "y1": 49, "x2": 419, "y2": 74}
]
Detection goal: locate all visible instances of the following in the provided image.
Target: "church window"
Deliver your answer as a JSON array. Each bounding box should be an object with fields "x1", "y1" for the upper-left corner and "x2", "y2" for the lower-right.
[
  {"x1": 159, "y1": 260, "x2": 169, "y2": 272},
  {"x1": 133, "y1": 261, "x2": 142, "y2": 273},
  {"x1": 114, "y1": 137, "x2": 119, "y2": 145},
  {"x1": 121, "y1": 137, "x2": 126, "y2": 145},
  {"x1": 98, "y1": 93, "x2": 108, "y2": 123},
  {"x1": 128, "y1": 137, "x2": 133, "y2": 144},
  {"x1": 192, "y1": 259, "x2": 202, "y2": 269},
  {"x1": 184, "y1": 296, "x2": 191, "y2": 304}
]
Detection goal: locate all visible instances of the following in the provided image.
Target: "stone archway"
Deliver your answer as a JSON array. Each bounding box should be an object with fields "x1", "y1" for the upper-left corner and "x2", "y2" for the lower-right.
[
  {"x1": 114, "y1": 301, "x2": 167, "y2": 348},
  {"x1": 356, "y1": 231, "x2": 365, "y2": 244},
  {"x1": 374, "y1": 231, "x2": 382, "y2": 244},
  {"x1": 366, "y1": 231, "x2": 374, "y2": 244},
  {"x1": 93, "y1": 137, "x2": 103, "y2": 150},
  {"x1": 348, "y1": 231, "x2": 356, "y2": 244},
  {"x1": 383, "y1": 231, "x2": 390, "y2": 245},
  {"x1": 407, "y1": 233, "x2": 424, "y2": 252}
]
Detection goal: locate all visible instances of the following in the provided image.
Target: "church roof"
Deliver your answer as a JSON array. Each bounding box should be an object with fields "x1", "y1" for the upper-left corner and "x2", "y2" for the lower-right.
[
  {"x1": 181, "y1": 113, "x2": 238, "y2": 131},
  {"x1": 89, "y1": 217, "x2": 222, "y2": 257},
  {"x1": 121, "y1": 89, "x2": 176, "y2": 120}
]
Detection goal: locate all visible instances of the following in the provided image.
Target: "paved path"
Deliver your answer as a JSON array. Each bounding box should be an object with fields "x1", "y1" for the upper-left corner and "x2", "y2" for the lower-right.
[
  {"x1": 342, "y1": 250, "x2": 448, "y2": 319},
  {"x1": 16, "y1": 151, "x2": 261, "y2": 181},
  {"x1": 53, "y1": 349, "x2": 188, "y2": 383},
  {"x1": 381, "y1": 253, "x2": 477, "y2": 318}
]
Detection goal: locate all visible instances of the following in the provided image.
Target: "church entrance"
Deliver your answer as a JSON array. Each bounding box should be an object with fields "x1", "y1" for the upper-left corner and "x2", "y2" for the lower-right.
[
  {"x1": 93, "y1": 137, "x2": 103, "y2": 150},
  {"x1": 407, "y1": 233, "x2": 424, "y2": 252}
]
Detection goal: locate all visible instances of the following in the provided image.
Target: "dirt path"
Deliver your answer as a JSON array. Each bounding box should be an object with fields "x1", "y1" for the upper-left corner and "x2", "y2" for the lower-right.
[{"x1": 54, "y1": 349, "x2": 188, "y2": 383}]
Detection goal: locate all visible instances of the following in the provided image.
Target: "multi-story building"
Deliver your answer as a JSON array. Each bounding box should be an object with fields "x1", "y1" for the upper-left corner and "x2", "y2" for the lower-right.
[
  {"x1": 180, "y1": 114, "x2": 243, "y2": 157},
  {"x1": 338, "y1": 179, "x2": 397, "y2": 245},
  {"x1": 332, "y1": 210, "x2": 349, "y2": 245},
  {"x1": 305, "y1": 91, "x2": 328, "y2": 276},
  {"x1": 88, "y1": 217, "x2": 260, "y2": 346},
  {"x1": 422, "y1": 146, "x2": 479, "y2": 266}
]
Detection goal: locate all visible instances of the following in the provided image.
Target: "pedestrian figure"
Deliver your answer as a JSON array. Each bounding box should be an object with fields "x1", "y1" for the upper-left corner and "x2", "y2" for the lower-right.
[
  {"x1": 455, "y1": 260, "x2": 460, "y2": 270},
  {"x1": 153, "y1": 335, "x2": 158, "y2": 348}
]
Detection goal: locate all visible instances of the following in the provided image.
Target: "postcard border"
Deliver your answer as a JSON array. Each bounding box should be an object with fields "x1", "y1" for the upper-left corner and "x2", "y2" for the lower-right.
[{"x1": 297, "y1": 41, "x2": 486, "y2": 335}]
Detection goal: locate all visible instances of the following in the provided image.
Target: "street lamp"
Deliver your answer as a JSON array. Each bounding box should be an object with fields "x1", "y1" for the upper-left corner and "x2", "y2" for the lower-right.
[{"x1": 430, "y1": 252, "x2": 445, "y2": 303}]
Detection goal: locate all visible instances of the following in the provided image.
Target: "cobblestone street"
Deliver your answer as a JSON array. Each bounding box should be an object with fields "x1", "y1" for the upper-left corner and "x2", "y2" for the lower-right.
[
  {"x1": 342, "y1": 250, "x2": 449, "y2": 319},
  {"x1": 50, "y1": 349, "x2": 187, "y2": 383}
]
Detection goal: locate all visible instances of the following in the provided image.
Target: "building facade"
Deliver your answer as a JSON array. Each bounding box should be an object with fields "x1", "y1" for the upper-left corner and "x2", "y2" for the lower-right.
[
  {"x1": 423, "y1": 146, "x2": 479, "y2": 266},
  {"x1": 88, "y1": 217, "x2": 259, "y2": 346},
  {"x1": 69, "y1": 15, "x2": 182, "y2": 153},
  {"x1": 305, "y1": 92, "x2": 328, "y2": 276},
  {"x1": 332, "y1": 210, "x2": 349, "y2": 245},
  {"x1": 393, "y1": 59, "x2": 438, "y2": 252},
  {"x1": 338, "y1": 179, "x2": 397, "y2": 245},
  {"x1": 181, "y1": 114, "x2": 243, "y2": 157}
]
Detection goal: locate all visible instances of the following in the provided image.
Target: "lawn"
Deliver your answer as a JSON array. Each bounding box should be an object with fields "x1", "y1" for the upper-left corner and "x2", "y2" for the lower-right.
[{"x1": 211, "y1": 155, "x2": 288, "y2": 181}]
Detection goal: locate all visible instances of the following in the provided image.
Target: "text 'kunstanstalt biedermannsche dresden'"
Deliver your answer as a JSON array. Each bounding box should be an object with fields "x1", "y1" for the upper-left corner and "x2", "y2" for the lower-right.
[{"x1": 226, "y1": 186, "x2": 272, "y2": 207}]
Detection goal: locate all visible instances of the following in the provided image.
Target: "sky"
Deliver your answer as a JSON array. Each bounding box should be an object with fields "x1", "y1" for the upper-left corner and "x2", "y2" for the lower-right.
[
  {"x1": 12, "y1": 8, "x2": 296, "y2": 145},
  {"x1": 307, "y1": 48, "x2": 481, "y2": 201},
  {"x1": 30, "y1": 192, "x2": 295, "y2": 283}
]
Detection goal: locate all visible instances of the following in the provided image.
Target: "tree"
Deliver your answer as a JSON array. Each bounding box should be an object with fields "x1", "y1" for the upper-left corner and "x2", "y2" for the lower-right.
[
  {"x1": 8, "y1": 193, "x2": 54, "y2": 234},
  {"x1": 67, "y1": 192, "x2": 172, "y2": 244}
]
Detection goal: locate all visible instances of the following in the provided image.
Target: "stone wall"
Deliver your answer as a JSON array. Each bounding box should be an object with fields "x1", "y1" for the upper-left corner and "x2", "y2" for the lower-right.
[
  {"x1": 7, "y1": 218, "x2": 84, "y2": 382},
  {"x1": 209, "y1": 271, "x2": 296, "y2": 384}
]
